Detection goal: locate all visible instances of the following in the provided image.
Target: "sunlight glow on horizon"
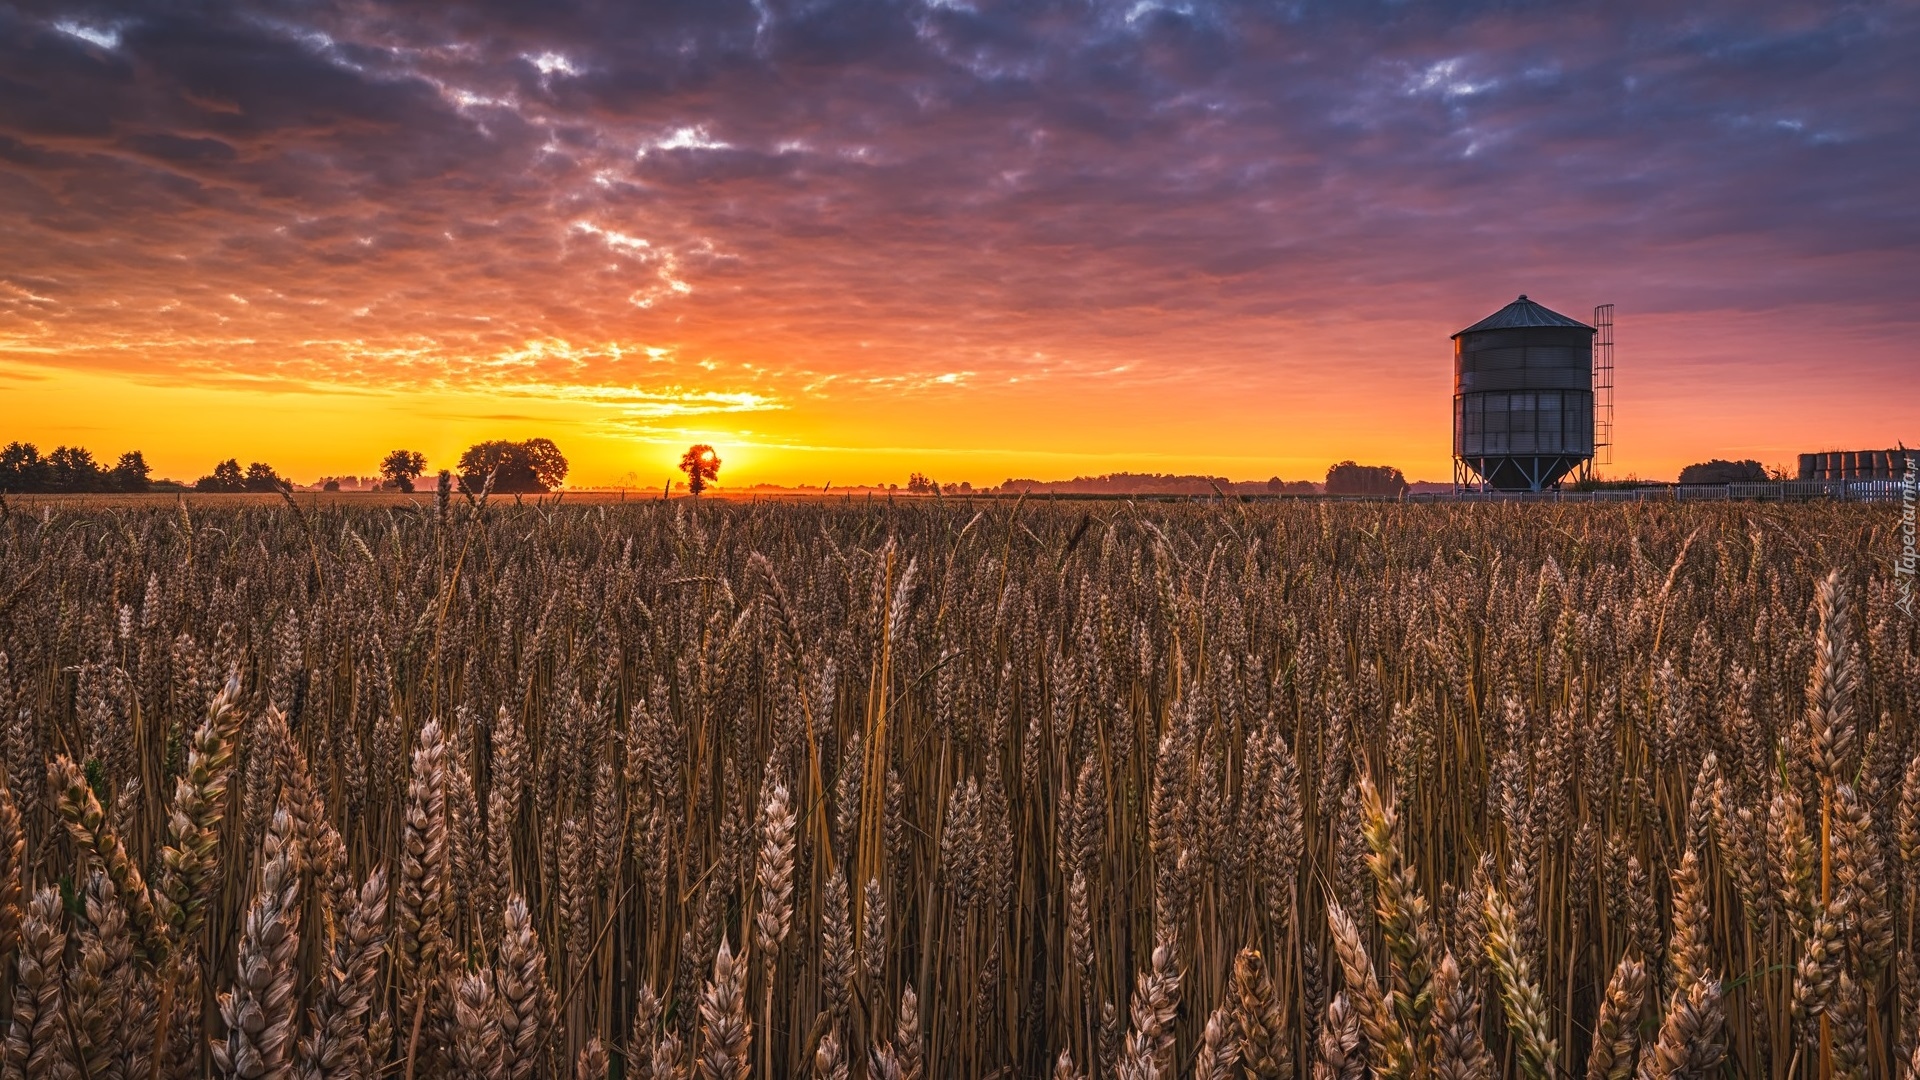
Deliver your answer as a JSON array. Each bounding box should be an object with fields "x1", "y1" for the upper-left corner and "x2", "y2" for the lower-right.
[{"x1": 5, "y1": 295, "x2": 1911, "y2": 489}]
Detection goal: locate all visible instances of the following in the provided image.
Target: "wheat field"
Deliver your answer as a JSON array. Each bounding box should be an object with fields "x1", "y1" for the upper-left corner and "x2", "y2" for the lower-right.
[{"x1": 0, "y1": 496, "x2": 1912, "y2": 1079}]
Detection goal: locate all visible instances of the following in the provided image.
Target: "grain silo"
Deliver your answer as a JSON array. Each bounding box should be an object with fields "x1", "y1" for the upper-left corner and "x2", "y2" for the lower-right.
[
  {"x1": 1796, "y1": 447, "x2": 1917, "y2": 480},
  {"x1": 1452, "y1": 295, "x2": 1601, "y2": 492}
]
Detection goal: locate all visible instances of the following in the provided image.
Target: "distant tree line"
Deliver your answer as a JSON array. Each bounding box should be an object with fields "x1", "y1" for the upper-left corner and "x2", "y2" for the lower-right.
[
  {"x1": 908, "y1": 473, "x2": 972, "y2": 495},
  {"x1": 1677, "y1": 458, "x2": 1769, "y2": 484},
  {"x1": 2, "y1": 436, "x2": 572, "y2": 496},
  {"x1": 992, "y1": 472, "x2": 1321, "y2": 496},
  {"x1": 1, "y1": 442, "x2": 153, "y2": 493},
  {"x1": 193, "y1": 459, "x2": 293, "y2": 493}
]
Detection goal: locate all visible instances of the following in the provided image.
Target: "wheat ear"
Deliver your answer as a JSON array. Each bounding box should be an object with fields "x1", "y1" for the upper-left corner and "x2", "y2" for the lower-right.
[
  {"x1": 1634, "y1": 976, "x2": 1724, "y2": 1080},
  {"x1": 1327, "y1": 896, "x2": 1413, "y2": 1080},
  {"x1": 4, "y1": 887, "x2": 67, "y2": 1080},
  {"x1": 1483, "y1": 884, "x2": 1557, "y2": 1080},
  {"x1": 1428, "y1": 951, "x2": 1493, "y2": 1080},
  {"x1": 1359, "y1": 774, "x2": 1438, "y2": 1036},
  {"x1": 496, "y1": 894, "x2": 556, "y2": 1080},
  {"x1": 52, "y1": 754, "x2": 168, "y2": 965},
  {"x1": 573, "y1": 1037, "x2": 609, "y2": 1080},
  {"x1": 298, "y1": 866, "x2": 391, "y2": 1080},
  {"x1": 1229, "y1": 946, "x2": 1290, "y2": 1080},
  {"x1": 0, "y1": 783, "x2": 22, "y2": 967},
  {"x1": 155, "y1": 675, "x2": 245, "y2": 943},
  {"x1": 1584, "y1": 955, "x2": 1649, "y2": 1080},
  {"x1": 1193, "y1": 1004, "x2": 1242, "y2": 1080},
  {"x1": 1312, "y1": 991, "x2": 1364, "y2": 1080},
  {"x1": 694, "y1": 936, "x2": 750, "y2": 1080},
  {"x1": 812, "y1": 1029, "x2": 849, "y2": 1080},
  {"x1": 213, "y1": 801, "x2": 303, "y2": 1080}
]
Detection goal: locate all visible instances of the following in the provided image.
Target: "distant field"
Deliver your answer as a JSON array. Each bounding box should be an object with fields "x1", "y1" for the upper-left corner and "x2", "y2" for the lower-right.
[
  {"x1": 2, "y1": 489, "x2": 636, "y2": 508},
  {"x1": 0, "y1": 488, "x2": 1343, "y2": 510},
  {"x1": 0, "y1": 499, "x2": 1911, "y2": 1077},
  {"x1": 0, "y1": 490, "x2": 841, "y2": 512}
]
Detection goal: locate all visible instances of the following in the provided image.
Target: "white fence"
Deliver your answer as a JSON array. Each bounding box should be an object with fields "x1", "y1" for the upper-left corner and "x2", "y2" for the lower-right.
[{"x1": 1410, "y1": 480, "x2": 1909, "y2": 504}]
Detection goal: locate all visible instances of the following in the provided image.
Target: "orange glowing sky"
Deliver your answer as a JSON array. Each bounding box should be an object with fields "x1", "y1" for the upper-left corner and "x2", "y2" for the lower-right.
[{"x1": 2, "y1": 1, "x2": 1914, "y2": 488}]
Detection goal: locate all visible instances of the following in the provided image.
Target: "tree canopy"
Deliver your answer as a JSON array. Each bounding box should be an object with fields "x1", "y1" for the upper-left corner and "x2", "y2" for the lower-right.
[
  {"x1": 380, "y1": 449, "x2": 428, "y2": 492},
  {"x1": 195, "y1": 459, "x2": 246, "y2": 493},
  {"x1": 1678, "y1": 458, "x2": 1767, "y2": 484},
  {"x1": 1324, "y1": 460, "x2": 1407, "y2": 496},
  {"x1": 679, "y1": 444, "x2": 721, "y2": 495},
  {"x1": 458, "y1": 438, "x2": 568, "y2": 494},
  {"x1": 0, "y1": 441, "x2": 153, "y2": 493},
  {"x1": 244, "y1": 462, "x2": 287, "y2": 492}
]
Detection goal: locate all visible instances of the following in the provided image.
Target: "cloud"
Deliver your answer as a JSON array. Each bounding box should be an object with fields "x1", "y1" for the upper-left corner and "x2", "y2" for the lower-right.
[{"x1": 0, "y1": 0, "x2": 1914, "y2": 423}]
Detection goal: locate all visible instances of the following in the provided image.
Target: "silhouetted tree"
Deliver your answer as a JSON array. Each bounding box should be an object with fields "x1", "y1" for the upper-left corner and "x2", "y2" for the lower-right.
[
  {"x1": 679, "y1": 444, "x2": 721, "y2": 496},
  {"x1": 45, "y1": 446, "x2": 103, "y2": 492},
  {"x1": 906, "y1": 472, "x2": 934, "y2": 494},
  {"x1": 1324, "y1": 460, "x2": 1407, "y2": 496},
  {"x1": 0, "y1": 442, "x2": 48, "y2": 492},
  {"x1": 110, "y1": 451, "x2": 151, "y2": 493},
  {"x1": 380, "y1": 449, "x2": 428, "y2": 493},
  {"x1": 523, "y1": 438, "x2": 568, "y2": 491},
  {"x1": 243, "y1": 462, "x2": 287, "y2": 492},
  {"x1": 1, "y1": 442, "x2": 160, "y2": 492},
  {"x1": 322, "y1": 479, "x2": 341, "y2": 492},
  {"x1": 1281, "y1": 479, "x2": 1318, "y2": 494},
  {"x1": 460, "y1": 441, "x2": 525, "y2": 493},
  {"x1": 1678, "y1": 458, "x2": 1766, "y2": 484},
  {"x1": 196, "y1": 459, "x2": 247, "y2": 493},
  {"x1": 459, "y1": 439, "x2": 569, "y2": 494}
]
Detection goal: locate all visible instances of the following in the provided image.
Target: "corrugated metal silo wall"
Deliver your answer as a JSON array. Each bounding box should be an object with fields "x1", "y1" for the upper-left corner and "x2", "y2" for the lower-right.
[{"x1": 1453, "y1": 324, "x2": 1595, "y2": 488}]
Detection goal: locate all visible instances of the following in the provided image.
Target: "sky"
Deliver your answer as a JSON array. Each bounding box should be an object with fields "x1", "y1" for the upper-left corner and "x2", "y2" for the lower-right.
[{"x1": 1, "y1": 0, "x2": 1915, "y2": 488}]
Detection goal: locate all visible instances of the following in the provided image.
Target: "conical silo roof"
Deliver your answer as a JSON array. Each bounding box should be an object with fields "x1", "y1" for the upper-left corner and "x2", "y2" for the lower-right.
[{"x1": 1452, "y1": 295, "x2": 1595, "y2": 339}]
